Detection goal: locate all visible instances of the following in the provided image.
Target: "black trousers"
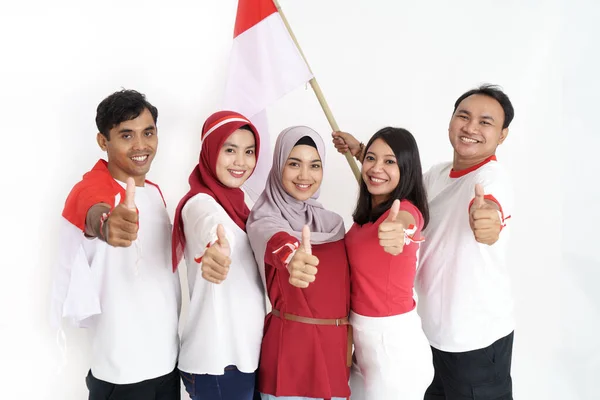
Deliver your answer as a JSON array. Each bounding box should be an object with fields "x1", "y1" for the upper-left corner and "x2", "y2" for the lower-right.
[
  {"x1": 424, "y1": 332, "x2": 514, "y2": 400},
  {"x1": 86, "y1": 367, "x2": 180, "y2": 400}
]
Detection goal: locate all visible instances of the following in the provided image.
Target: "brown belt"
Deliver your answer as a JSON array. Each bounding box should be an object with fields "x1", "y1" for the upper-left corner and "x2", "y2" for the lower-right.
[{"x1": 271, "y1": 309, "x2": 353, "y2": 367}]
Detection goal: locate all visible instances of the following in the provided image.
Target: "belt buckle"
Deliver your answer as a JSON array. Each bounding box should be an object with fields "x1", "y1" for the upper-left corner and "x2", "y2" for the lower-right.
[{"x1": 335, "y1": 319, "x2": 340, "y2": 327}]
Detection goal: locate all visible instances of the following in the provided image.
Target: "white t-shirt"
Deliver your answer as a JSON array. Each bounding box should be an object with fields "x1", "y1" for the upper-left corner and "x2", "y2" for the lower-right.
[
  {"x1": 415, "y1": 159, "x2": 515, "y2": 352},
  {"x1": 82, "y1": 182, "x2": 181, "y2": 384},
  {"x1": 178, "y1": 193, "x2": 265, "y2": 375}
]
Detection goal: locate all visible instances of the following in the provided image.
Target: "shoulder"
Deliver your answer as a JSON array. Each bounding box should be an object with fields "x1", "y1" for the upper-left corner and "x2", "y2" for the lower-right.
[
  {"x1": 424, "y1": 162, "x2": 452, "y2": 182},
  {"x1": 144, "y1": 180, "x2": 166, "y2": 206},
  {"x1": 183, "y1": 193, "x2": 221, "y2": 214},
  {"x1": 181, "y1": 193, "x2": 232, "y2": 228},
  {"x1": 473, "y1": 161, "x2": 512, "y2": 187},
  {"x1": 400, "y1": 200, "x2": 423, "y2": 222},
  {"x1": 64, "y1": 174, "x2": 119, "y2": 211}
]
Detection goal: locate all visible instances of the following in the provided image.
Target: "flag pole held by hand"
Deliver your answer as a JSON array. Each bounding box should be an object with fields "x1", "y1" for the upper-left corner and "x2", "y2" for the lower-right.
[{"x1": 272, "y1": 0, "x2": 361, "y2": 183}]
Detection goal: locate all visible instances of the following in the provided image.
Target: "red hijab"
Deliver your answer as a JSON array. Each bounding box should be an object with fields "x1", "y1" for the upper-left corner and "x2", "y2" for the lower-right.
[{"x1": 171, "y1": 111, "x2": 260, "y2": 271}]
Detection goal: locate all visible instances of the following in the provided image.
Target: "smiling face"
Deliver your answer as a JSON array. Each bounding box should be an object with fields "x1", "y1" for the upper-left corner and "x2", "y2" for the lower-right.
[
  {"x1": 214, "y1": 128, "x2": 257, "y2": 188},
  {"x1": 448, "y1": 94, "x2": 509, "y2": 170},
  {"x1": 361, "y1": 138, "x2": 400, "y2": 208},
  {"x1": 281, "y1": 144, "x2": 323, "y2": 201},
  {"x1": 97, "y1": 107, "x2": 157, "y2": 185}
]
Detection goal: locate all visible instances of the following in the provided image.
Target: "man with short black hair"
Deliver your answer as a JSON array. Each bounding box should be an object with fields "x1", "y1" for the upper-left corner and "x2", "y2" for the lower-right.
[{"x1": 52, "y1": 89, "x2": 181, "y2": 399}]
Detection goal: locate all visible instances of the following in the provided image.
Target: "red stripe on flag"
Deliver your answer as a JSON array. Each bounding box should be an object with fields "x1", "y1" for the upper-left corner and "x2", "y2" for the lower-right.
[{"x1": 233, "y1": 0, "x2": 278, "y2": 38}]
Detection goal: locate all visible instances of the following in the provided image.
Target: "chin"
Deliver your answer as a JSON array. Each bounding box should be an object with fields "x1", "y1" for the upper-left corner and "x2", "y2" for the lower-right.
[
  {"x1": 224, "y1": 180, "x2": 245, "y2": 189},
  {"x1": 293, "y1": 191, "x2": 313, "y2": 201}
]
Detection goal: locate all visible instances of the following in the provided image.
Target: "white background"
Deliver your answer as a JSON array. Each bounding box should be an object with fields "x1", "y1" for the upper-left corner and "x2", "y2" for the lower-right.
[{"x1": 0, "y1": 0, "x2": 598, "y2": 399}]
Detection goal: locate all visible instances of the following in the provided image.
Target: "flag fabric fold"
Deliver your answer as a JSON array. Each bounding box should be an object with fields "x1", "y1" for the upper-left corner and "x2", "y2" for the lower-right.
[{"x1": 223, "y1": 0, "x2": 313, "y2": 200}]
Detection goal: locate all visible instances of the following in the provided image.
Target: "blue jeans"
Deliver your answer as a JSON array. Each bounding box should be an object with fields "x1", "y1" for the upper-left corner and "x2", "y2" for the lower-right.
[{"x1": 179, "y1": 367, "x2": 256, "y2": 400}]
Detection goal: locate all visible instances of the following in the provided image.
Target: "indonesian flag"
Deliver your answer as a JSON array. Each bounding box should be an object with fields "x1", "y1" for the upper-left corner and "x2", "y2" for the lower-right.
[{"x1": 223, "y1": 0, "x2": 313, "y2": 201}]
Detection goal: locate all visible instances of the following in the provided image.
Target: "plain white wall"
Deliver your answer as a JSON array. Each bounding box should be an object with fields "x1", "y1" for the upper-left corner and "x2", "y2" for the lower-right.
[{"x1": 0, "y1": 0, "x2": 597, "y2": 399}]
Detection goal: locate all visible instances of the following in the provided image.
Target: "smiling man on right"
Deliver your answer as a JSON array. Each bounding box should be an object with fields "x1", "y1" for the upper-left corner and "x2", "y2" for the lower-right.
[{"x1": 416, "y1": 84, "x2": 516, "y2": 400}]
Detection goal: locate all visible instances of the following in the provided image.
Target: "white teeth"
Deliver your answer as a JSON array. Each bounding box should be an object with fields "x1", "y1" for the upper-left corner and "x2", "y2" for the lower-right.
[
  {"x1": 370, "y1": 177, "x2": 386, "y2": 183},
  {"x1": 460, "y1": 137, "x2": 478, "y2": 144},
  {"x1": 296, "y1": 184, "x2": 310, "y2": 189},
  {"x1": 131, "y1": 155, "x2": 148, "y2": 161},
  {"x1": 229, "y1": 170, "x2": 244, "y2": 176}
]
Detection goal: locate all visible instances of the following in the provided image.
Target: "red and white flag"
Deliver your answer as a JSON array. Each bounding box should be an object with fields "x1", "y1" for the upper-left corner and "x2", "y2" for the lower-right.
[{"x1": 222, "y1": 0, "x2": 313, "y2": 200}]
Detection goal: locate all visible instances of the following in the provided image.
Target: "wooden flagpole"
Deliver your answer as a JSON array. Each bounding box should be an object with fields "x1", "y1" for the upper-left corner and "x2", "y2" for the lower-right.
[{"x1": 273, "y1": 0, "x2": 361, "y2": 183}]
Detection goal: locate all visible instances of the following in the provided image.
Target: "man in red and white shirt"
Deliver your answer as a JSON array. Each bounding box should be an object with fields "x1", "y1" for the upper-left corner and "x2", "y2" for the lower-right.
[
  {"x1": 51, "y1": 90, "x2": 181, "y2": 400},
  {"x1": 332, "y1": 84, "x2": 515, "y2": 400},
  {"x1": 416, "y1": 85, "x2": 515, "y2": 400}
]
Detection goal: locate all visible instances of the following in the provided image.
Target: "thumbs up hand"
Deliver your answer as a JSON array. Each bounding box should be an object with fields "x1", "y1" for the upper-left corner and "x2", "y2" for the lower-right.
[
  {"x1": 469, "y1": 184, "x2": 502, "y2": 245},
  {"x1": 288, "y1": 225, "x2": 320, "y2": 289},
  {"x1": 378, "y1": 199, "x2": 406, "y2": 256},
  {"x1": 201, "y1": 224, "x2": 232, "y2": 284},
  {"x1": 301, "y1": 224, "x2": 312, "y2": 255},
  {"x1": 105, "y1": 177, "x2": 139, "y2": 247}
]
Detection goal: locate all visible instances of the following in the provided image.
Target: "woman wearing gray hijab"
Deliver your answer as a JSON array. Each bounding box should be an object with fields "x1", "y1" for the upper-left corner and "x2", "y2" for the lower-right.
[{"x1": 246, "y1": 126, "x2": 350, "y2": 400}]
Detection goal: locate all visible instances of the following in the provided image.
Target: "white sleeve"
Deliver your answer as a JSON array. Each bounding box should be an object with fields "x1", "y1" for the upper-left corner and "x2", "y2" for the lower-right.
[
  {"x1": 475, "y1": 165, "x2": 514, "y2": 224},
  {"x1": 50, "y1": 218, "x2": 102, "y2": 329},
  {"x1": 181, "y1": 194, "x2": 236, "y2": 262}
]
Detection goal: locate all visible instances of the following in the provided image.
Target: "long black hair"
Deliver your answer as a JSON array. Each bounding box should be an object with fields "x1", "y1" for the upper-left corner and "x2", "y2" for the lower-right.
[{"x1": 352, "y1": 127, "x2": 429, "y2": 228}]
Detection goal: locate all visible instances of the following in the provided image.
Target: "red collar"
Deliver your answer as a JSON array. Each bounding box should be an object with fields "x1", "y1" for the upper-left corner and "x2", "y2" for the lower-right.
[{"x1": 449, "y1": 155, "x2": 497, "y2": 178}]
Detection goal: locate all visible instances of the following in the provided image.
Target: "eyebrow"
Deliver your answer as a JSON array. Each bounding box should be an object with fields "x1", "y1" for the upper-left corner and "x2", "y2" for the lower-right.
[
  {"x1": 288, "y1": 157, "x2": 322, "y2": 163},
  {"x1": 365, "y1": 151, "x2": 395, "y2": 158},
  {"x1": 118, "y1": 125, "x2": 155, "y2": 134},
  {"x1": 457, "y1": 109, "x2": 495, "y2": 122},
  {"x1": 223, "y1": 142, "x2": 256, "y2": 148}
]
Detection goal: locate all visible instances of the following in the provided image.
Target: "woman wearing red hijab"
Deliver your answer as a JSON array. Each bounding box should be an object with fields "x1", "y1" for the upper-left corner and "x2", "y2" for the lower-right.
[{"x1": 172, "y1": 111, "x2": 266, "y2": 400}]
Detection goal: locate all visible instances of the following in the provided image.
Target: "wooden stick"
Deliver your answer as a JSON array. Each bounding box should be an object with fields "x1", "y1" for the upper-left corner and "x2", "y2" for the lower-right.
[{"x1": 273, "y1": 0, "x2": 361, "y2": 183}]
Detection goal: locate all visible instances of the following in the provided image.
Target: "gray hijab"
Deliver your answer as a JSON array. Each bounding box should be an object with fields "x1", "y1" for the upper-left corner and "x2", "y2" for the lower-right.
[{"x1": 246, "y1": 126, "x2": 345, "y2": 288}]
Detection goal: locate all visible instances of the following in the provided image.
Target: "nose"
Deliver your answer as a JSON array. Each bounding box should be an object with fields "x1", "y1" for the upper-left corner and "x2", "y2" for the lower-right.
[
  {"x1": 298, "y1": 164, "x2": 310, "y2": 180},
  {"x1": 233, "y1": 151, "x2": 245, "y2": 166},
  {"x1": 132, "y1": 134, "x2": 146, "y2": 150},
  {"x1": 371, "y1": 159, "x2": 384, "y2": 172},
  {"x1": 464, "y1": 119, "x2": 479, "y2": 134}
]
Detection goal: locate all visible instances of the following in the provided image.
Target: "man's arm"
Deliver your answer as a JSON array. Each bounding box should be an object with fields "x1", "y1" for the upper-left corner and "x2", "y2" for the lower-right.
[
  {"x1": 84, "y1": 179, "x2": 138, "y2": 246},
  {"x1": 85, "y1": 203, "x2": 111, "y2": 239}
]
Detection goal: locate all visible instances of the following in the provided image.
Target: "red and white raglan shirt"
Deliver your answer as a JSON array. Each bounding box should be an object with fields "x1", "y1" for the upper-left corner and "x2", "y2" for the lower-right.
[
  {"x1": 415, "y1": 155, "x2": 514, "y2": 352},
  {"x1": 50, "y1": 160, "x2": 181, "y2": 384}
]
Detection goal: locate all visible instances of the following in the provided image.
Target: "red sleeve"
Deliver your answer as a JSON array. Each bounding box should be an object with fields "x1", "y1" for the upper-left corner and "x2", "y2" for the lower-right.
[
  {"x1": 264, "y1": 231, "x2": 300, "y2": 270},
  {"x1": 400, "y1": 200, "x2": 424, "y2": 232},
  {"x1": 62, "y1": 180, "x2": 122, "y2": 231}
]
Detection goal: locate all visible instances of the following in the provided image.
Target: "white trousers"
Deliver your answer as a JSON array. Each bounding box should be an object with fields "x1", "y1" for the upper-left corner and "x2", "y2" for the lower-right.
[{"x1": 349, "y1": 310, "x2": 432, "y2": 400}]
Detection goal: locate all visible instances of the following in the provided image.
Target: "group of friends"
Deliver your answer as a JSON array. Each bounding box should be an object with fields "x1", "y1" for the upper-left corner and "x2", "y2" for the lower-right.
[{"x1": 53, "y1": 84, "x2": 516, "y2": 400}]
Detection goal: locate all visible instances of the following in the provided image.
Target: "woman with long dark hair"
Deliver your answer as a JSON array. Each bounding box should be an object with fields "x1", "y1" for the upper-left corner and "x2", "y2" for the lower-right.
[{"x1": 339, "y1": 127, "x2": 432, "y2": 399}]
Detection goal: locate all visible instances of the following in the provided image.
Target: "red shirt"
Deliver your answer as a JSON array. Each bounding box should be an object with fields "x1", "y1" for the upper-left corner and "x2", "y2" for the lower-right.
[
  {"x1": 258, "y1": 232, "x2": 351, "y2": 399},
  {"x1": 346, "y1": 200, "x2": 423, "y2": 317}
]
